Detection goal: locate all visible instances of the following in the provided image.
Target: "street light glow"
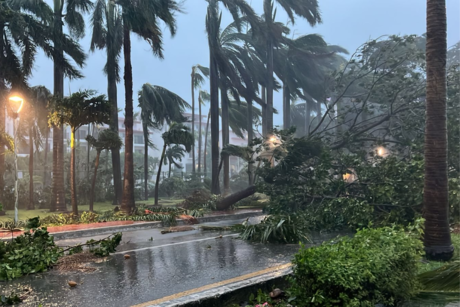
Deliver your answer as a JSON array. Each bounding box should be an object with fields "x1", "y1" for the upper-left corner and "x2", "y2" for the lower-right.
[
  {"x1": 8, "y1": 96, "x2": 24, "y2": 113},
  {"x1": 377, "y1": 147, "x2": 385, "y2": 156}
]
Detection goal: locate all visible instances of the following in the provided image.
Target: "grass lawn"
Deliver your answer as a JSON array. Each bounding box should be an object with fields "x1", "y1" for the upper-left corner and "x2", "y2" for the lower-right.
[
  {"x1": 0, "y1": 197, "x2": 184, "y2": 222},
  {"x1": 418, "y1": 232, "x2": 460, "y2": 274}
]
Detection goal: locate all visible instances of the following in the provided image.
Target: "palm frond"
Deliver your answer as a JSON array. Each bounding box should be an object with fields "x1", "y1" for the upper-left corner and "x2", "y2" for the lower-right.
[{"x1": 417, "y1": 261, "x2": 460, "y2": 292}]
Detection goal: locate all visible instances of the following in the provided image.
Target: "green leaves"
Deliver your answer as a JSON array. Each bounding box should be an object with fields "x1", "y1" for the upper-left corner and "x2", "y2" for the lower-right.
[
  {"x1": 48, "y1": 90, "x2": 112, "y2": 130},
  {"x1": 0, "y1": 227, "x2": 62, "y2": 281},
  {"x1": 289, "y1": 224, "x2": 424, "y2": 306}
]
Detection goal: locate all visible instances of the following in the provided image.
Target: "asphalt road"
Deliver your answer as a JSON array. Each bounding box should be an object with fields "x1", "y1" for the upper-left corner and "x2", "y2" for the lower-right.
[{"x1": 0, "y1": 217, "x2": 314, "y2": 307}]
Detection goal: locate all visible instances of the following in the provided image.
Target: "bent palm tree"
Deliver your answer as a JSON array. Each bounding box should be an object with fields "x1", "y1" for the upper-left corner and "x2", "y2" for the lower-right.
[
  {"x1": 118, "y1": 0, "x2": 182, "y2": 214},
  {"x1": 86, "y1": 129, "x2": 122, "y2": 211},
  {"x1": 154, "y1": 123, "x2": 193, "y2": 205},
  {"x1": 262, "y1": 0, "x2": 321, "y2": 132},
  {"x1": 423, "y1": 0, "x2": 453, "y2": 260},
  {"x1": 165, "y1": 145, "x2": 186, "y2": 178},
  {"x1": 138, "y1": 83, "x2": 189, "y2": 200}
]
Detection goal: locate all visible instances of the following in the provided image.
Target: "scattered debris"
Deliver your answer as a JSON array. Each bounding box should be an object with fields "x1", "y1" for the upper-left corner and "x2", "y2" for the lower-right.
[
  {"x1": 54, "y1": 252, "x2": 104, "y2": 273},
  {"x1": 269, "y1": 288, "x2": 284, "y2": 299},
  {"x1": 179, "y1": 215, "x2": 199, "y2": 225},
  {"x1": 67, "y1": 281, "x2": 77, "y2": 288},
  {"x1": 216, "y1": 235, "x2": 223, "y2": 239},
  {"x1": 161, "y1": 226, "x2": 195, "y2": 234},
  {"x1": 200, "y1": 225, "x2": 237, "y2": 231},
  {"x1": 124, "y1": 254, "x2": 131, "y2": 260}
]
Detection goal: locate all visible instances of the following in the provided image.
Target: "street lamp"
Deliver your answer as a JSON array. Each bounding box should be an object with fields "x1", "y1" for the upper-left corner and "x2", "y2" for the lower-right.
[{"x1": 8, "y1": 95, "x2": 23, "y2": 223}]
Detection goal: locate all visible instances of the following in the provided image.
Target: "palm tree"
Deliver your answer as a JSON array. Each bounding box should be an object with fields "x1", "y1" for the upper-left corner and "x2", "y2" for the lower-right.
[
  {"x1": 138, "y1": 83, "x2": 189, "y2": 200},
  {"x1": 205, "y1": 0, "x2": 261, "y2": 195},
  {"x1": 198, "y1": 90, "x2": 210, "y2": 173},
  {"x1": 90, "y1": 0, "x2": 124, "y2": 205},
  {"x1": 23, "y1": 86, "x2": 51, "y2": 210},
  {"x1": 50, "y1": 0, "x2": 91, "y2": 212},
  {"x1": 118, "y1": 0, "x2": 182, "y2": 214},
  {"x1": 262, "y1": 0, "x2": 322, "y2": 133},
  {"x1": 154, "y1": 123, "x2": 193, "y2": 205},
  {"x1": 191, "y1": 65, "x2": 210, "y2": 175},
  {"x1": 165, "y1": 145, "x2": 186, "y2": 177},
  {"x1": 49, "y1": 90, "x2": 111, "y2": 215},
  {"x1": 86, "y1": 129, "x2": 122, "y2": 211},
  {"x1": 423, "y1": 0, "x2": 453, "y2": 261}
]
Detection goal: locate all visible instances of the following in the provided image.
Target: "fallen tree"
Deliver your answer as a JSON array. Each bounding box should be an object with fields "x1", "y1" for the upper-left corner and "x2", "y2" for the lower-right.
[{"x1": 216, "y1": 185, "x2": 256, "y2": 211}]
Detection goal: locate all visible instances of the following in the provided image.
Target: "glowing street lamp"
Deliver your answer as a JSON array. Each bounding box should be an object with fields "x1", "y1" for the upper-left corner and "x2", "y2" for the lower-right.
[
  {"x1": 376, "y1": 146, "x2": 385, "y2": 157},
  {"x1": 8, "y1": 95, "x2": 24, "y2": 223}
]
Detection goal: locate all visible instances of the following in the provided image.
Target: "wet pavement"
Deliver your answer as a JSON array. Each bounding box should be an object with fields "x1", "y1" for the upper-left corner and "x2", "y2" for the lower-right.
[{"x1": 0, "y1": 217, "x2": 341, "y2": 307}]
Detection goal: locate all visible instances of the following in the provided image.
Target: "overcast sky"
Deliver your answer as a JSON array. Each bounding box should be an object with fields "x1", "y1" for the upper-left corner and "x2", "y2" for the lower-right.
[{"x1": 28, "y1": 0, "x2": 460, "y2": 127}]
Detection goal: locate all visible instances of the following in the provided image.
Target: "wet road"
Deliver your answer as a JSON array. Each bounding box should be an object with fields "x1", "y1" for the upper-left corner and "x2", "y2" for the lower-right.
[{"x1": 0, "y1": 218, "x2": 339, "y2": 307}]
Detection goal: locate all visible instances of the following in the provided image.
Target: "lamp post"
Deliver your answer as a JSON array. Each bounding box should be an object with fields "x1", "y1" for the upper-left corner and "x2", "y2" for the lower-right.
[{"x1": 8, "y1": 96, "x2": 23, "y2": 224}]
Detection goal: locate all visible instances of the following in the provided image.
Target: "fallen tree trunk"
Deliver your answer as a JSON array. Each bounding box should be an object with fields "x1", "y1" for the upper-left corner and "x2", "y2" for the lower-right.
[{"x1": 216, "y1": 185, "x2": 256, "y2": 211}]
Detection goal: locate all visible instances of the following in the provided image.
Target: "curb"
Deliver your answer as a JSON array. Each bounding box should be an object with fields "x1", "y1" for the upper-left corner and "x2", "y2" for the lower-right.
[
  {"x1": 49, "y1": 211, "x2": 263, "y2": 240},
  {"x1": 133, "y1": 263, "x2": 292, "y2": 307}
]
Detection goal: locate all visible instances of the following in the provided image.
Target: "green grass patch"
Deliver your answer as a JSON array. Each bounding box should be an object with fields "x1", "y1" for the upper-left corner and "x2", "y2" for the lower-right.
[{"x1": 418, "y1": 233, "x2": 460, "y2": 274}]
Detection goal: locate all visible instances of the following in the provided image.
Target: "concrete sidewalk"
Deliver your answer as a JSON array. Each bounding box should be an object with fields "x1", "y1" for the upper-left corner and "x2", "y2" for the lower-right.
[{"x1": 0, "y1": 210, "x2": 263, "y2": 241}]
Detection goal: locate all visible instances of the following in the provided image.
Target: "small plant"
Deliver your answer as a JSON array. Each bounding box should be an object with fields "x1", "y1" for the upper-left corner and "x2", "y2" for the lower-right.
[{"x1": 239, "y1": 214, "x2": 309, "y2": 244}]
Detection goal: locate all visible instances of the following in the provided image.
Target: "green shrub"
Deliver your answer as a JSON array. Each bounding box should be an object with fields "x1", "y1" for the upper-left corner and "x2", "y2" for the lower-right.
[
  {"x1": 0, "y1": 228, "x2": 62, "y2": 280},
  {"x1": 289, "y1": 224, "x2": 423, "y2": 306},
  {"x1": 159, "y1": 177, "x2": 185, "y2": 198}
]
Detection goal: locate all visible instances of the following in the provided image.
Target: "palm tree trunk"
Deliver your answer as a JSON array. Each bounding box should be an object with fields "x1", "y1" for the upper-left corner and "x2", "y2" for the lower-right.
[
  {"x1": 70, "y1": 127, "x2": 78, "y2": 215},
  {"x1": 261, "y1": 86, "x2": 267, "y2": 137},
  {"x1": 43, "y1": 127, "x2": 49, "y2": 187},
  {"x1": 0, "y1": 101, "x2": 5, "y2": 205},
  {"x1": 28, "y1": 126, "x2": 34, "y2": 210},
  {"x1": 198, "y1": 96, "x2": 202, "y2": 174},
  {"x1": 52, "y1": 0, "x2": 66, "y2": 212},
  {"x1": 121, "y1": 22, "x2": 135, "y2": 214},
  {"x1": 423, "y1": 0, "x2": 453, "y2": 261},
  {"x1": 210, "y1": 54, "x2": 220, "y2": 195},
  {"x1": 108, "y1": 1, "x2": 122, "y2": 206},
  {"x1": 305, "y1": 100, "x2": 311, "y2": 136},
  {"x1": 204, "y1": 109, "x2": 210, "y2": 177},
  {"x1": 89, "y1": 151, "x2": 101, "y2": 212},
  {"x1": 143, "y1": 123, "x2": 149, "y2": 201},
  {"x1": 154, "y1": 144, "x2": 166, "y2": 205},
  {"x1": 168, "y1": 162, "x2": 172, "y2": 178},
  {"x1": 247, "y1": 99, "x2": 253, "y2": 185},
  {"x1": 221, "y1": 90, "x2": 230, "y2": 196},
  {"x1": 283, "y1": 83, "x2": 290, "y2": 129},
  {"x1": 191, "y1": 71, "x2": 196, "y2": 174},
  {"x1": 266, "y1": 42, "x2": 274, "y2": 133}
]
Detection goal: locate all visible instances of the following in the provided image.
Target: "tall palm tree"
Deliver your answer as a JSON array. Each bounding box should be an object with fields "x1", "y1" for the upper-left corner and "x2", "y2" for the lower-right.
[
  {"x1": 191, "y1": 65, "x2": 210, "y2": 175},
  {"x1": 205, "y1": 0, "x2": 260, "y2": 195},
  {"x1": 154, "y1": 123, "x2": 193, "y2": 205},
  {"x1": 198, "y1": 90, "x2": 210, "y2": 173},
  {"x1": 118, "y1": 0, "x2": 182, "y2": 213},
  {"x1": 262, "y1": 0, "x2": 322, "y2": 133},
  {"x1": 138, "y1": 83, "x2": 189, "y2": 200},
  {"x1": 86, "y1": 129, "x2": 122, "y2": 211},
  {"x1": 423, "y1": 0, "x2": 453, "y2": 261},
  {"x1": 50, "y1": 0, "x2": 91, "y2": 212},
  {"x1": 90, "y1": 0, "x2": 124, "y2": 205},
  {"x1": 49, "y1": 90, "x2": 111, "y2": 215}
]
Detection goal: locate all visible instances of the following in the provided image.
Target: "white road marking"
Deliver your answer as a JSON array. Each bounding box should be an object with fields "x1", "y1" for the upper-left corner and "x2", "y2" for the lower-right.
[{"x1": 114, "y1": 233, "x2": 238, "y2": 254}]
